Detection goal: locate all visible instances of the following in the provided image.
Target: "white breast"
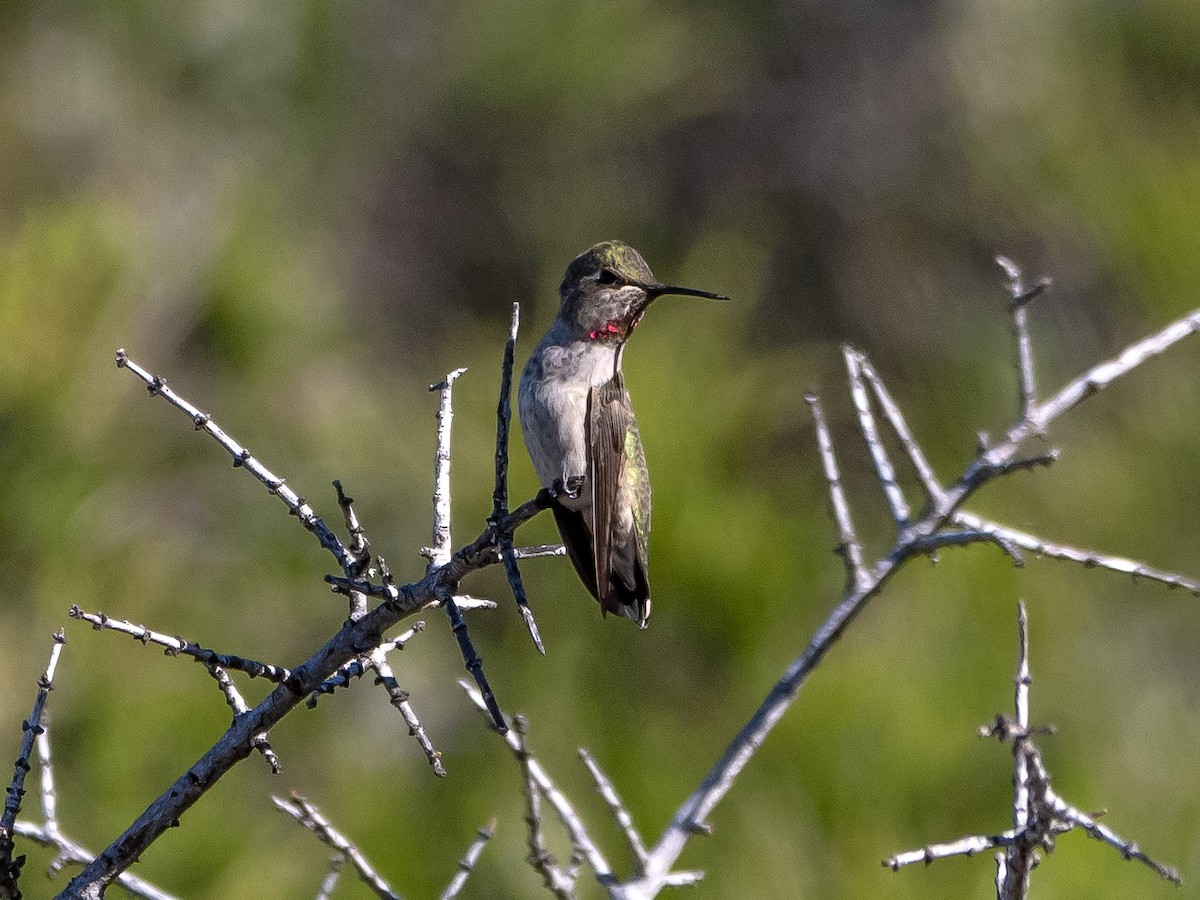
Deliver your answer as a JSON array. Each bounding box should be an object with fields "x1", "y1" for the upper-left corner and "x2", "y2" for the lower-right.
[{"x1": 518, "y1": 327, "x2": 619, "y2": 499}]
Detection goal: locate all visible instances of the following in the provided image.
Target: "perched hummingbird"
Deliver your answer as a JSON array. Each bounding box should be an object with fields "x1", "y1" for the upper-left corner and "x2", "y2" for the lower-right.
[{"x1": 518, "y1": 241, "x2": 728, "y2": 628}]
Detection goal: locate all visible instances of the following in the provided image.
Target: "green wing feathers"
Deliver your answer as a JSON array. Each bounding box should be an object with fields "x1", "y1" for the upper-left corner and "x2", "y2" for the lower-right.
[{"x1": 587, "y1": 374, "x2": 652, "y2": 626}]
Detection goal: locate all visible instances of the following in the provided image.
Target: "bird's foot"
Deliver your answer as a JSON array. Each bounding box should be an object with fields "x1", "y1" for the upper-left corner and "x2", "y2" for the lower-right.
[{"x1": 553, "y1": 474, "x2": 586, "y2": 501}]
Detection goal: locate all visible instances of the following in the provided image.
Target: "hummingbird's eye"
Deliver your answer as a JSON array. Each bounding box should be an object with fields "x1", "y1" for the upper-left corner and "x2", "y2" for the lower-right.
[{"x1": 596, "y1": 269, "x2": 619, "y2": 286}]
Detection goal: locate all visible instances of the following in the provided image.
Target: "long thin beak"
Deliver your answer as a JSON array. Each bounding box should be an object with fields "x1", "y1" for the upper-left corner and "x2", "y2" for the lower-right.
[{"x1": 641, "y1": 282, "x2": 730, "y2": 302}]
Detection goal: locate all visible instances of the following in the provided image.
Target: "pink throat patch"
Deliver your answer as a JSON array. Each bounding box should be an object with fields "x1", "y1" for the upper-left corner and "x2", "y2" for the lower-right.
[{"x1": 588, "y1": 321, "x2": 625, "y2": 341}]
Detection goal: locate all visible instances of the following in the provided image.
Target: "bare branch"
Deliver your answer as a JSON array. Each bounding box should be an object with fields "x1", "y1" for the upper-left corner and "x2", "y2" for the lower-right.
[
  {"x1": 805, "y1": 392, "x2": 868, "y2": 592},
  {"x1": 952, "y1": 511, "x2": 1200, "y2": 595},
  {"x1": 620, "y1": 303, "x2": 1200, "y2": 899},
  {"x1": 439, "y1": 819, "x2": 498, "y2": 900},
  {"x1": 333, "y1": 479, "x2": 373, "y2": 620},
  {"x1": 579, "y1": 748, "x2": 649, "y2": 869},
  {"x1": 515, "y1": 717, "x2": 577, "y2": 900},
  {"x1": 460, "y1": 682, "x2": 614, "y2": 887},
  {"x1": 56, "y1": 341, "x2": 567, "y2": 896},
  {"x1": 988, "y1": 449, "x2": 1060, "y2": 476},
  {"x1": 501, "y1": 547, "x2": 546, "y2": 655},
  {"x1": 315, "y1": 852, "x2": 345, "y2": 900},
  {"x1": 299, "y1": 622, "x2": 444, "y2": 773},
  {"x1": 11, "y1": 649, "x2": 176, "y2": 900},
  {"x1": 307, "y1": 623, "x2": 425, "y2": 704},
  {"x1": 491, "y1": 303, "x2": 546, "y2": 654},
  {"x1": 14, "y1": 818, "x2": 177, "y2": 900},
  {"x1": 998, "y1": 600, "x2": 1035, "y2": 896},
  {"x1": 82, "y1": 289, "x2": 1199, "y2": 899},
  {"x1": 854, "y1": 352, "x2": 947, "y2": 505},
  {"x1": 34, "y1": 715, "x2": 58, "y2": 836},
  {"x1": 427, "y1": 367, "x2": 508, "y2": 733},
  {"x1": 273, "y1": 793, "x2": 400, "y2": 899},
  {"x1": 910, "y1": 529, "x2": 1026, "y2": 567},
  {"x1": 491, "y1": 303, "x2": 520, "y2": 526},
  {"x1": 205, "y1": 663, "x2": 281, "y2": 774},
  {"x1": 996, "y1": 256, "x2": 1051, "y2": 420},
  {"x1": 512, "y1": 544, "x2": 567, "y2": 559},
  {"x1": 56, "y1": 508, "x2": 544, "y2": 898},
  {"x1": 367, "y1": 645, "x2": 445, "y2": 776},
  {"x1": 429, "y1": 367, "x2": 467, "y2": 566},
  {"x1": 1, "y1": 631, "x2": 65, "y2": 900},
  {"x1": 885, "y1": 832, "x2": 1014, "y2": 871},
  {"x1": 1050, "y1": 799, "x2": 1180, "y2": 885},
  {"x1": 844, "y1": 347, "x2": 910, "y2": 524},
  {"x1": 116, "y1": 349, "x2": 359, "y2": 576},
  {"x1": 891, "y1": 602, "x2": 1180, "y2": 896},
  {"x1": 1019, "y1": 308, "x2": 1200, "y2": 438},
  {"x1": 68, "y1": 606, "x2": 293, "y2": 683}
]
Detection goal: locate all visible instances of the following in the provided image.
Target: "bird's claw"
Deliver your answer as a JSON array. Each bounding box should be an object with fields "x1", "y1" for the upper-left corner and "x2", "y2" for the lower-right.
[{"x1": 554, "y1": 475, "x2": 585, "y2": 500}]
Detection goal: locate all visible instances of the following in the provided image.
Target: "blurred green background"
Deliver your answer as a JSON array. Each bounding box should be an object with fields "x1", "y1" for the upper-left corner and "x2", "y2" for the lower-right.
[{"x1": 2, "y1": 1, "x2": 1199, "y2": 897}]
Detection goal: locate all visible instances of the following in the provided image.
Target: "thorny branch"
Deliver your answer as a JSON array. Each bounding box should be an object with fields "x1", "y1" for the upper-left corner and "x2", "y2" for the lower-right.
[
  {"x1": 884, "y1": 602, "x2": 1179, "y2": 896},
  {"x1": 440, "y1": 818, "x2": 499, "y2": 900},
  {"x1": 273, "y1": 793, "x2": 400, "y2": 899},
  {"x1": 477, "y1": 263, "x2": 1198, "y2": 899},
  {"x1": 8, "y1": 261, "x2": 1194, "y2": 898},
  {"x1": 1, "y1": 632, "x2": 66, "y2": 900},
  {"x1": 609, "y1": 267, "x2": 1200, "y2": 900},
  {"x1": 492, "y1": 302, "x2": 548, "y2": 654},
  {"x1": 274, "y1": 793, "x2": 497, "y2": 899},
  {"x1": 461, "y1": 682, "x2": 618, "y2": 891},
  {"x1": 514, "y1": 715, "x2": 580, "y2": 900},
  {"x1": 8, "y1": 638, "x2": 175, "y2": 900},
  {"x1": 51, "y1": 332, "x2": 557, "y2": 898},
  {"x1": 67, "y1": 606, "x2": 293, "y2": 684},
  {"x1": 461, "y1": 682, "x2": 704, "y2": 897},
  {"x1": 427, "y1": 366, "x2": 507, "y2": 732}
]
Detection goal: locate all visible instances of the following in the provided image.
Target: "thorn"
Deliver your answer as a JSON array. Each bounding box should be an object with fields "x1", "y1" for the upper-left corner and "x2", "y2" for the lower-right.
[
  {"x1": 1014, "y1": 277, "x2": 1053, "y2": 309},
  {"x1": 521, "y1": 607, "x2": 546, "y2": 656}
]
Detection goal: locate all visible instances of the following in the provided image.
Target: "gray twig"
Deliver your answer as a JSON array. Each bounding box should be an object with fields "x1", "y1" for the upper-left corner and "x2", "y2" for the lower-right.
[
  {"x1": 886, "y1": 602, "x2": 1181, "y2": 896},
  {"x1": 333, "y1": 479, "x2": 372, "y2": 620},
  {"x1": 910, "y1": 529, "x2": 1026, "y2": 567},
  {"x1": 460, "y1": 682, "x2": 615, "y2": 888},
  {"x1": 439, "y1": 819, "x2": 498, "y2": 900},
  {"x1": 952, "y1": 511, "x2": 1200, "y2": 595},
  {"x1": 116, "y1": 349, "x2": 360, "y2": 576},
  {"x1": 491, "y1": 302, "x2": 546, "y2": 654},
  {"x1": 579, "y1": 749, "x2": 650, "y2": 868},
  {"x1": 805, "y1": 392, "x2": 869, "y2": 592},
  {"x1": 307, "y1": 623, "x2": 425, "y2": 704},
  {"x1": 68, "y1": 605, "x2": 292, "y2": 683},
  {"x1": 273, "y1": 793, "x2": 400, "y2": 900},
  {"x1": 205, "y1": 663, "x2": 281, "y2": 773},
  {"x1": 854, "y1": 353, "x2": 947, "y2": 505},
  {"x1": 996, "y1": 256, "x2": 1050, "y2": 422},
  {"x1": 316, "y1": 852, "x2": 345, "y2": 900},
  {"x1": 428, "y1": 368, "x2": 507, "y2": 733},
  {"x1": 515, "y1": 717, "x2": 577, "y2": 900},
  {"x1": 368, "y1": 645, "x2": 445, "y2": 777},
  {"x1": 844, "y1": 347, "x2": 910, "y2": 525},
  {"x1": 9, "y1": 638, "x2": 176, "y2": 900},
  {"x1": 1, "y1": 631, "x2": 65, "y2": 899}
]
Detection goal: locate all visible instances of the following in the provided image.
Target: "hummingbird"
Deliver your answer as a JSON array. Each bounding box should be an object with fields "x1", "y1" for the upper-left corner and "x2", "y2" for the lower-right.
[{"x1": 518, "y1": 241, "x2": 728, "y2": 628}]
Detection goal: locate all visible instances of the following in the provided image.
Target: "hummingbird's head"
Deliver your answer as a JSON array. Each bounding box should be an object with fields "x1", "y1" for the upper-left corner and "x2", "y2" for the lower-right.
[{"x1": 558, "y1": 241, "x2": 728, "y2": 342}]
